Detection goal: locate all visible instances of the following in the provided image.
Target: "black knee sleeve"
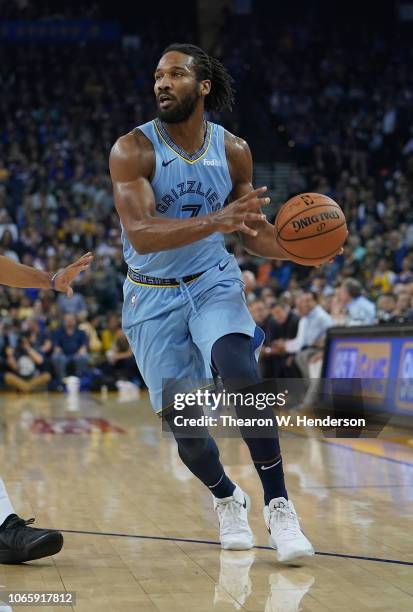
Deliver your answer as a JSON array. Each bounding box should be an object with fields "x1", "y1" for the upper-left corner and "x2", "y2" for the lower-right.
[{"x1": 212, "y1": 333, "x2": 261, "y2": 386}]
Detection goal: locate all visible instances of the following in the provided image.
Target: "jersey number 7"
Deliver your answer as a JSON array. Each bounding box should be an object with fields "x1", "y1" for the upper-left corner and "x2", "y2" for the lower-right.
[{"x1": 181, "y1": 205, "x2": 202, "y2": 217}]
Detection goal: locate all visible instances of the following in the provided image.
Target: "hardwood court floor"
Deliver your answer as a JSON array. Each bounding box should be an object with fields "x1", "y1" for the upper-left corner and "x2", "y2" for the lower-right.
[{"x1": 0, "y1": 391, "x2": 412, "y2": 611}]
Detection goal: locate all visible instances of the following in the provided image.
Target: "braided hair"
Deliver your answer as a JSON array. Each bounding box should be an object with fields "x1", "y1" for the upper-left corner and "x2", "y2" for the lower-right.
[{"x1": 161, "y1": 43, "x2": 235, "y2": 112}]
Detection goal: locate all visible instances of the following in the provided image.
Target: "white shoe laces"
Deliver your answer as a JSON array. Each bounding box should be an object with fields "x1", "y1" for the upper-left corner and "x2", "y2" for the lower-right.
[
  {"x1": 216, "y1": 499, "x2": 247, "y2": 535},
  {"x1": 270, "y1": 503, "x2": 301, "y2": 540}
]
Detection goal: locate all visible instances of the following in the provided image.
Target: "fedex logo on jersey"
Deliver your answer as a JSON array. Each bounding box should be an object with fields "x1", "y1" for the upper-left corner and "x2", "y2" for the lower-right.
[
  {"x1": 203, "y1": 158, "x2": 221, "y2": 166},
  {"x1": 156, "y1": 180, "x2": 223, "y2": 214}
]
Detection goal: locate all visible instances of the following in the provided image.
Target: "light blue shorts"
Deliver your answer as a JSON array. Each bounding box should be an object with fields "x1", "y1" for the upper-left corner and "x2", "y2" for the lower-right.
[{"x1": 122, "y1": 254, "x2": 261, "y2": 413}]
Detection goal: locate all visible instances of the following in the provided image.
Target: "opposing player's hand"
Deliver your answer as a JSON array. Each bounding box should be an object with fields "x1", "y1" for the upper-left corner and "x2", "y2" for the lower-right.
[
  {"x1": 53, "y1": 252, "x2": 93, "y2": 298},
  {"x1": 213, "y1": 187, "x2": 270, "y2": 237}
]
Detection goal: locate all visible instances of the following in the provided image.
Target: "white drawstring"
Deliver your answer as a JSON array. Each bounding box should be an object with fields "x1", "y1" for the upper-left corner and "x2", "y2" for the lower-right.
[{"x1": 179, "y1": 278, "x2": 198, "y2": 313}]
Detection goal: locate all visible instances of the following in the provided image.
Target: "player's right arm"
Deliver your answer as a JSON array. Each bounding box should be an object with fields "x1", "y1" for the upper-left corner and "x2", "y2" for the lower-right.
[{"x1": 109, "y1": 131, "x2": 269, "y2": 254}]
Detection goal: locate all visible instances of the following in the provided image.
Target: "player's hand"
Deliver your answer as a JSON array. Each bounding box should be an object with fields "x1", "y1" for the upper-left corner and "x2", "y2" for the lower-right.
[
  {"x1": 53, "y1": 252, "x2": 93, "y2": 298},
  {"x1": 326, "y1": 230, "x2": 348, "y2": 263},
  {"x1": 212, "y1": 187, "x2": 270, "y2": 237},
  {"x1": 315, "y1": 246, "x2": 345, "y2": 268},
  {"x1": 326, "y1": 246, "x2": 344, "y2": 264}
]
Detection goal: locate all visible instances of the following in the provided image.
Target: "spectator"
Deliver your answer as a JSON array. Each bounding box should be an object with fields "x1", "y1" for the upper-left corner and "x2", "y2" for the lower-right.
[
  {"x1": 248, "y1": 298, "x2": 278, "y2": 377},
  {"x1": 346, "y1": 235, "x2": 366, "y2": 263},
  {"x1": 52, "y1": 313, "x2": 89, "y2": 384},
  {"x1": 56, "y1": 291, "x2": 87, "y2": 317},
  {"x1": 281, "y1": 292, "x2": 333, "y2": 366},
  {"x1": 0, "y1": 230, "x2": 19, "y2": 262},
  {"x1": 268, "y1": 260, "x2": 293, "y2": 292},
  {"x1": 83, "y1": 255, "x2": 120, "y2": 314},
  {"x1": 260, "y1": 287, "x2": 277, "y2": 309},
  {"x1": 276, "y1": 292, "x2": 333, "y2": 407},
  {"x1": 393, "y1": 292, "x2": 413, "y2": 322},
  {"x1": 102, "y1": 330, "x2": 141, "y2": 390},
  {"x1": 249, "y1": 299, "x2": 278, "y2": 340},
  {"x1": 78, "y1": 313, "x2": 102, "y2": 359},
  {"x1": 370, "y1": 258, "x2": 396, "y2": 297},
  {"x1": 101, "y1": 313, "x2": 123, "y2": 353},
  {"x1": 3, "y1": 330, "x2": 51, "y2": 393},
  {"x1": 17, "y1": 295, "x2": 35, "y2": 320},
  {"x1": 386, "y1": 231, "x2": 408, "y2": 274},
  {"x1": 263, "y1": 300, "x2": 301, "y2": 378},
  {"x1": 396, "y1": 257, "x2": 413, "y2": 285},
  {"x1": 336, "y1": 278, "x2": 376, "y2": 325},
  {"x1": 25, "y1": 317, "x2": 53, "y2": 358},
  {"x1": 271, "y1": 300, "x2": 300, "y2": 339},
  {"x1": 242, "y1": 271, "x2": 257, "y2": 304},
  {"x1": 0, "y1": 210, "x2": 18, "y2": 242},
  {"x1": 376, "y1": 294, "x2": 397, "y2": 322}
]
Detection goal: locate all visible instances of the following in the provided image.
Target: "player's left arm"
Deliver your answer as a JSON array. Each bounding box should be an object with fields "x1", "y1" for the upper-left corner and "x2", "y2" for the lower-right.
[{"x1": 225, "y1": 133, "x2": 287, "y2": 259}]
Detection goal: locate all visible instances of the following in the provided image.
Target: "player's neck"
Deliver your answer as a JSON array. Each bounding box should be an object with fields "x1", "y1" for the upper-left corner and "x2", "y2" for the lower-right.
[{"x1": 160, "y1": 110, "x2": 206, "y2": 156}]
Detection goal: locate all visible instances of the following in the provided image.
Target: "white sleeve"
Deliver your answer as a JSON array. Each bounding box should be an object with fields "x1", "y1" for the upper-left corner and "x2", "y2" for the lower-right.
[{"x1": 285, "y1": 318, "x2": 306, "y2": 353}]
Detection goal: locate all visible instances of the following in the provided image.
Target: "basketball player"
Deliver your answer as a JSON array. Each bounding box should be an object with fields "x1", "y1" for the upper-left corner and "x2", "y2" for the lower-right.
[
  {"x1": 0, "y1": 251, "x2": 92, "y2": 563},
  {"x1": 110, "y1": 44, "x2": 319, "y2": 562}
]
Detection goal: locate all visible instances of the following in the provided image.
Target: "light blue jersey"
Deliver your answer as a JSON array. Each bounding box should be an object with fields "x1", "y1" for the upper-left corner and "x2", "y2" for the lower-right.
[
  {"x1": 121, "y1": 118, "x2": 233, "y2": 278},
  {"x1": 121, "y1": 118, "x2": 263, "y2": 413}
]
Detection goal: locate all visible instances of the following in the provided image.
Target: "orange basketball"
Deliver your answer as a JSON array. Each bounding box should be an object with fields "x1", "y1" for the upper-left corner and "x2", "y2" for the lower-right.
[{"x1": 275, "y1": 193, "x2": 347, "y2": 266}]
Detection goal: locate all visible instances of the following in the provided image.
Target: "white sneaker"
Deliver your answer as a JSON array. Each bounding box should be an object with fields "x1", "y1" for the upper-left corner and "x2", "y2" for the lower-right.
[
  {"x1": 213, "y1": 485, "x2": 254, "y2": 550},
  {"x1": 264, "y1": 498, "x2": 314, "y2": 563}
]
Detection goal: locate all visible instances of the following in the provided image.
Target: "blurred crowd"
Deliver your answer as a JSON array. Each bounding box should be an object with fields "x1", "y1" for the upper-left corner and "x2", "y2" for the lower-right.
[
  {"x1": 217, "y1": 8, "x2": 413, "y2": 392},
  {"x1": 1, "y1": 8, "x2": 413, "y2": 393},
  {"x1": 0, "y1": 0, "x2": 102, "y2": 20}
]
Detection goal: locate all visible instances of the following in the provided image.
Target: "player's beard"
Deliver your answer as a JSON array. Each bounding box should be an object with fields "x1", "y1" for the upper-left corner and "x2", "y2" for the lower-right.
[{"x1": 157, "y1": 87, "x2": 200, "y2": 123}]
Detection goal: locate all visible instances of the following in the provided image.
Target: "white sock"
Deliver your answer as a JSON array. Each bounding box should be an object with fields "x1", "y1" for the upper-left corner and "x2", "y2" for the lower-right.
[{"x1": 0, "y1": 479, "x2": 15, "y2": 525}]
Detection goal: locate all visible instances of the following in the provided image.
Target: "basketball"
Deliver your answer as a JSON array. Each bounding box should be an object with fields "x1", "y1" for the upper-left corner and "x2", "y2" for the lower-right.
[{"x1": 275, "y1": 193, "x2": 348, "y2": 266}]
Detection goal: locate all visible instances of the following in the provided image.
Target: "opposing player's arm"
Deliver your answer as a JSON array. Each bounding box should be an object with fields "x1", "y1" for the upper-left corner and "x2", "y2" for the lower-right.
[
  {"x1": 0, "y1": 256, "x2": 53, "y2": 289},
  {"x1": 225, "y1": 133, "x2": 288, "y2": 260},
  {"x1": 109, "y1": 131, "x2": 268, "y2": 254},
  {"x1": 0, "y1": 253, "x2": 92, "y2": 296}
]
